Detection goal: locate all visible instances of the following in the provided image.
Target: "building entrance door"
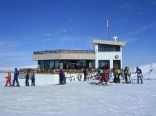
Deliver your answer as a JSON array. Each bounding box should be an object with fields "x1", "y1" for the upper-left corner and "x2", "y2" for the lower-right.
[{"x1": 113, "y1": 60, "x2": 121, "y2": 69}]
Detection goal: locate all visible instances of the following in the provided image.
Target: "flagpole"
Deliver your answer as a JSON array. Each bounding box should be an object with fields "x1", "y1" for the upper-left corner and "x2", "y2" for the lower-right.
[{"x1": 107, "y1": 19, "x2": 110, "y2": 40}]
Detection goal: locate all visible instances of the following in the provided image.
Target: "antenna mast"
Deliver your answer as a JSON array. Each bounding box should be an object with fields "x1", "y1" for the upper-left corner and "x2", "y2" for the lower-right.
[{"x1": 106, "y1": 19, "x2": 110, "y2": 40}]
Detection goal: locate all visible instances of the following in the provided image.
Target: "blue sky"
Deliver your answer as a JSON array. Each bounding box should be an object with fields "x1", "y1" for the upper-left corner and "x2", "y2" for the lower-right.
[{"x1": 0, "y1": 0, "x2": 156, "y2": 68}]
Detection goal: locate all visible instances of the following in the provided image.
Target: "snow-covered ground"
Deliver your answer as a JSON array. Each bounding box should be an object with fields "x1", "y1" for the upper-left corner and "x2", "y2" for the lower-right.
[
  {"x1": 0, "y1": 63, "x2": 156, "y2": 116},
  {"x1": 0, "y1": 80, "x2": 156, "y2": 116}
]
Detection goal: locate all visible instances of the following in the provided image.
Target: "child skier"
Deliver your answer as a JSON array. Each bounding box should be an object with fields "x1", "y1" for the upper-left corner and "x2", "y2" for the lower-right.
[{"x1": 5, "y1": 71, "x2": 11, "y2": 87}]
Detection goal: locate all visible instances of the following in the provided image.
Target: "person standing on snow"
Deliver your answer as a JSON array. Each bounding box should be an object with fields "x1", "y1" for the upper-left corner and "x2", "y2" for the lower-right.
[
  {"x1": 116, "y1": 68, "x2": 121, "y2": 83},
  {"x1": 12, "y1": 68, "x2": 20, "y2": 87},
  {"x1": 103, "y1": 69, "x2": 109, "y2": 82},
  {"x1": 83, "y1": 67, "x2": 87, "y2": 81},
  {"x1": 25, "y1": 71, "x2": 29, "y2": 86},
  {"x1": 124, "y1": 67, "x2": 128, "y2": 83},
  {"x1": 97, "y1": 70, "x2": 108, "y2": 85},
  {"x1": 59, "y1": 69, "x2": 66, "y2": 84},
  {"x1": 31, "y1": 72, "x2": 35, "y2": 86},
  {"x1": 113, "y1": 68, "x2": 118, "y2": 83},
  {"x1": 135, "y1": 67, "x2": 143, "y2": 84},
  {"x1": 5, "y1": 71, "x2": 12, "y2": 87}
]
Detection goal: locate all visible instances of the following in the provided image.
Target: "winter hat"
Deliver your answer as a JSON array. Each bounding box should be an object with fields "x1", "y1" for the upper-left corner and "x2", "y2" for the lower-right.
[{"x1": 8, "y1": 71, "x2": 11, "y2": 74}]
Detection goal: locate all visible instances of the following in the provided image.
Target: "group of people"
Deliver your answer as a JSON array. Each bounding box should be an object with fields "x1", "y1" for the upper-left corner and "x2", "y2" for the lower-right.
[
  {"x1": 58, "y1": 66, "x2": 143, "y2": 85},
  {"x1": 96, "y1": 66, "x2": 143, "y2": 85},
  {"x1": 5, "y1": 68, "x2": 35, "y2": 87},
  {"x1": 5, "y1": 68, "x2": 20, "y2": 87},
  {"x1": 5, "y1": 66, "x2": 143, "y2": 87},
  {"x1": 25, "y1": 71, "x2": 35, "y2": 86}
]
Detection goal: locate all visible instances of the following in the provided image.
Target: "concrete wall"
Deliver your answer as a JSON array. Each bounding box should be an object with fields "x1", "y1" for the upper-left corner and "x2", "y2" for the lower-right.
[
  {"x1": 34, "y1": 73, "x2": 85, "y2": 85},
  {"x1": 35, "y1": 74, "x2": 60, "y2": 85}
]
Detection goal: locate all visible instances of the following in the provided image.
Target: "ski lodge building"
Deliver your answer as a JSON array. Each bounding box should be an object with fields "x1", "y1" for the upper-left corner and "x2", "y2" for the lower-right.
[{"x1": 32, "y1": 39, "x2": 126, "y2": 70}]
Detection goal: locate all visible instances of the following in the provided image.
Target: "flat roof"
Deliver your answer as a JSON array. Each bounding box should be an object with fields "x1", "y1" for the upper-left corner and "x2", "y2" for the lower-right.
[
  {"x1": 93, "y1": 39, "x2": 126, "y2": 46},
  {"x1": 33, "y1": 50, "x2": 95, "y2": 55},
  {"x1": 33, "y1": 50, "x2": 95, "y2": 60}
]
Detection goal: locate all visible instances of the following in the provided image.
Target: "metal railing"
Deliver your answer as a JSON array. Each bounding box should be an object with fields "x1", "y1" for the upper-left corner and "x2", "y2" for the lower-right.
[{"x1": 33, "y1": 50, "x2": 95, "y2": 54}]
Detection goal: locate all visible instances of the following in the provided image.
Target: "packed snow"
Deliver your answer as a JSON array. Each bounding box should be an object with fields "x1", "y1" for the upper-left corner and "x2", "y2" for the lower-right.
[{"x1": 0, "y1": 63, "x2": 156, "y2": 116}]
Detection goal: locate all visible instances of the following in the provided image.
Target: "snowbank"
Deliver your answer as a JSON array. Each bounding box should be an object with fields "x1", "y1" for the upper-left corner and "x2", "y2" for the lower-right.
[{"x1": 131, "y1": 63, "x2": 156, "y2": 80}]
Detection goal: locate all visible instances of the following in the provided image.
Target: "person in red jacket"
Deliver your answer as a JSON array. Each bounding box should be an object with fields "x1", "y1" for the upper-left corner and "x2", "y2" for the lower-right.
[
  {"x1": 103, "y1": 69, "x2": 109, "y2": 82},
  {"x1": 5, "y1": 71, "x2": 11, "y2": 87}
]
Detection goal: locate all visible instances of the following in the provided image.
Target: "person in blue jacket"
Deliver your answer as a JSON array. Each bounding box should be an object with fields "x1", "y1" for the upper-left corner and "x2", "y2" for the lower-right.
[{"x1": 12, "y1": 68, "x2": 20, "y2": 86}]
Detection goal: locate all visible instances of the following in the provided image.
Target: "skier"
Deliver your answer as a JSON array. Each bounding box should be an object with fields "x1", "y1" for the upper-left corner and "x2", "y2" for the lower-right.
[
  {"x1": 12, "y1": 68, "x2": 20, "y2": 87},
  {"x1": 96, "y1": 68, "x2": 103, "y2": 81},
  {"x1": 124, "y1": 67, "x2": 131, "y2": 83},
  {"x1": 103, "y1": 69, "x2": 109, "y2": 82},
  {"x1": 108, "y1": 68, "x2": 114, "y2": 82},
  {"x1": 113, "y1": 68, "x2": 118, "y2": 83},
  {"x1": 25, "y1": 71, "x2": 29, "y2": 86},
  {"x1": 135, "y1": 67, "x2": 143, "y2": 84},
  {"x1": 31, "y1": 72, "x2": 35, "y2": 86},
  {"x1": 83, "y1": 67, "x2": 87, "y2": 81},
  {"x1": 5, "y1": 71, "x2": 11, "y2": 87},
  {"x1": 99, "y1": 71, "x2": 108, "y2": 85},
  {"x1": 127, "y1": 67, "x2": 131, "y2": 83},
  {"x1": 116, "y1": 68, "x2": 121, "y2": 83},
  {"x1": 59, "y1": 69, "x2": 66, "y2": 84}
]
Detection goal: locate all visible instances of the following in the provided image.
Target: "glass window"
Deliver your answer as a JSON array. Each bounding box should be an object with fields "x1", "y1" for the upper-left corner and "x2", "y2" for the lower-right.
[
  {"x1": 55, "y1": 60, "x2": 60, "y2": 69},
  {"x1": 49, "y1": 60, "x2": 55, "y2": 69},
  {"x1": 98, "y1": 44, "x2": 120, "y2": 52},
  {"x1": 113, "y1": 60, "x2": 121, "y2": 69},
  {"x1": 38, "y1": 60, "x2": 44, "y2": 68},
  {"x1": 98, "y1": 60, "x2": 110, "y2": 69},
  {"x1": 44, "y1": 60, "x2": 50, "y2": 68}
]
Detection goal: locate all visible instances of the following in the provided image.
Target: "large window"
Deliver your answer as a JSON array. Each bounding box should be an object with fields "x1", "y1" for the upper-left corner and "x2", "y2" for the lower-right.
[
  {"x1": 98, "y1": 60, "x2": 110, "y2": 69},
  {"x1": 98, "y1": 44, "x2": 120, "y2": 52},
  {"x1": 113, "y1": 60, "x2": 121, "y2": 69},
  {"x1": 44, "y1": 60, "x2": 50, "y2": 68}
]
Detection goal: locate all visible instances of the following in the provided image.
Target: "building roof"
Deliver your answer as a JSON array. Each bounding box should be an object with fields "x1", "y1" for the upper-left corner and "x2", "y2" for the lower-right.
[
  {"x1": 93, "y1": 39, "x2": 126, "y2": 46},
  {"x1": 33, "y1": 50, "x2": 95, "y2": 60},
  {"x1": 33, "y1": 50, "x2": 95, "y2": 54}
]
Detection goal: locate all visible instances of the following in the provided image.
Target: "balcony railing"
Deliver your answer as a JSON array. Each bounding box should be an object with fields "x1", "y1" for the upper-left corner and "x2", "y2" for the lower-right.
[{"x1": 33, "y1": 50, "x2": 95, "y2": 54}]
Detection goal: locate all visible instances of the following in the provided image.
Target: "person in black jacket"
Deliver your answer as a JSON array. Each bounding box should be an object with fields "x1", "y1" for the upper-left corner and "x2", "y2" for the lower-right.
[
  {"x1": 25, "y1": 71, "x2": 29, "y2": 86},
  {"x1": 135, "y1": 67, "x2": 143, "y2": 84},
  {"x1": 124, "y1": 67, "x2": 127, "y2": 83},
  {"x1": 83, "y1": 68, "x2": 87, "y2": 81}
]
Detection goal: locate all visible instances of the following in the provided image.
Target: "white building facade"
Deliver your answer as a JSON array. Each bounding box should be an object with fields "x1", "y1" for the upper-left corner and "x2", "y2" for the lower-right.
[
  {"x1": 93, "y1": 39, "x2": 126, "y2": 69},
  {"x1": 33, "y1": 39, "x2": 126, "y2": 69}
]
